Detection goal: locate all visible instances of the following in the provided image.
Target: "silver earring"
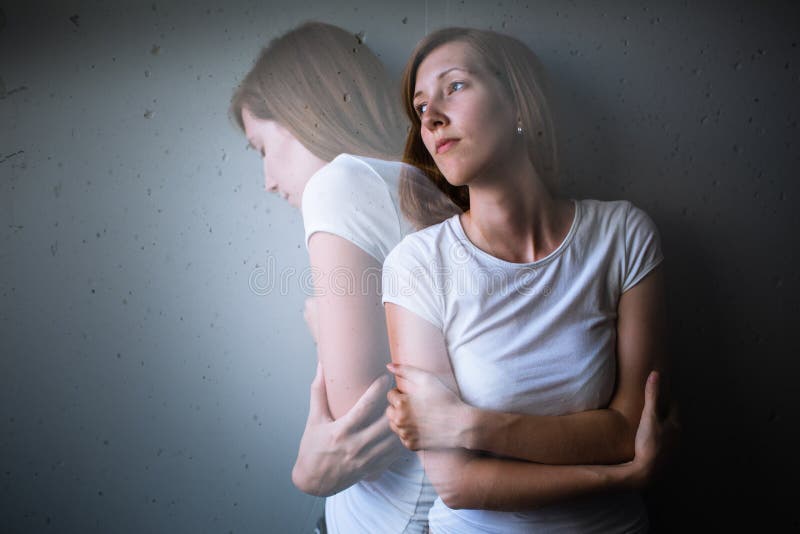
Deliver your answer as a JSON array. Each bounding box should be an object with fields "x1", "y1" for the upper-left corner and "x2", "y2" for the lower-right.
[{"x1": 516, "y1": 125, "x2": 524, "y2": 135}]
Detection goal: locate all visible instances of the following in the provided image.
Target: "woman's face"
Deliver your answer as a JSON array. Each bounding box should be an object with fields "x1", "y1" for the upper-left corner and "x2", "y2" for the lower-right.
[
  {"x1": 241, "y1": 108, "x2": 326, "y2": 208},
  {"x1": 412, "y1": 41, "x2": 518, "y2": 187}
]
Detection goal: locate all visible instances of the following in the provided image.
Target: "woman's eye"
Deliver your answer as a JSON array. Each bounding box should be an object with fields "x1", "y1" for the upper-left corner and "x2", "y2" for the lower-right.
[
  {"x1": 415, "y1": 102, "x2": 428, "y2": 115},
  {"x1": 448, "y1": 81, "x2": 464, "y2": 93}
]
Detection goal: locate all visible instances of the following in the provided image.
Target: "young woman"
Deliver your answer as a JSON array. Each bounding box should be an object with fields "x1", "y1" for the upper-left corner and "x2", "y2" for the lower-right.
[
  {"x1": 230, "y1": 22, "x2": 458, "y2": 533},
  {"x1": 382, "y1": 27, "x2": 670, "y2": 532}
]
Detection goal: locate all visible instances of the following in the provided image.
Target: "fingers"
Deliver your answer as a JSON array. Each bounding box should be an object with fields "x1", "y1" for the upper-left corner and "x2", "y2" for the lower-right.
[
  {"x1": 339, "y1": 374, "x2": 391, "y2": 430},
  {"x1": 386, "y1": 387, "x2": 403, "y2": 408},
  {"x1": 385, "y1": 389, "x2": 409, "y2": 426},
  {"x1": 345, "y1": 397, "x2": 405, "y2": 455},
  {"x1": 643, "y1": 370, "x2": 659, "y2": 418},
  {"x1": 643, "y1": 369, "x2": 680, "y2": 433},
  {"x1": 387, "y1": 364, "x2": 460, "y2": 401},
  {"x1": 361, "y1": 426, "x2": 405, "y2": 478},
  {"x1": 357, "y1": 408, "x2": 394, "y2": 448},
  {"x1": 307, "y1": 362, "x2": 333, "y2": 424},
  {"x1": 370, "y1": 429, "x2": 403, "y2": 462},
  {"x1": 386, "y1": 363, "x2": 430, "y2": 387},
  {"x1": 385, "y1": 392, "x2": 420, "y2": 450},
  {"x1": 636, "y1": 370, "x2": 660, "y2": 436},
  {"x1": 387, "y1": 414, "x2": 420, "y2": 450}
]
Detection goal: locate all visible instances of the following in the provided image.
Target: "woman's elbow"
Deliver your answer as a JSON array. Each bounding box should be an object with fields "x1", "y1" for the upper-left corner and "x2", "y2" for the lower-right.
[
  {"x1": 606, "y1": 409, "x2": 638, "y2": 463},
  {"x1": 618, "y1": 436, "x2": 635, "y2": 463},
  {"x1": 432, "y1": 479, "x2": 477, "y2": 510},
  {"x1": 291, "y1": 462, "x2": 315, "y2": 494},
  {"x1": 292, "y1": 461, "x2": 333, "y2": 497},
  {"x1": 439, "y1": 491, "x2": 470, "y2": 510},
  {"x1": 617, "y1": 417, "x2": 639, "y2": 463},
  {"x1": 424, "y1": 453, "x2": 477, "y2": 509}
]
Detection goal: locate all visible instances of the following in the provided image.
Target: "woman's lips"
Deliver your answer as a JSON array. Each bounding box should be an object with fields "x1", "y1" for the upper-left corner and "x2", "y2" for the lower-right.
[{"x1": 436, "y1": 139, "x2": 459, "y2": 154}]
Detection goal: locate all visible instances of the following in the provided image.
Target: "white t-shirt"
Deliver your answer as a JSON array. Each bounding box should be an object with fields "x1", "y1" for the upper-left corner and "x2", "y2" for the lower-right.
[
  {"x1": 382, "y1": 199, "x2": 663, "y2": 533},
  {"x1": 301, "y1": 154, "x2": 435, "y2": 534}
]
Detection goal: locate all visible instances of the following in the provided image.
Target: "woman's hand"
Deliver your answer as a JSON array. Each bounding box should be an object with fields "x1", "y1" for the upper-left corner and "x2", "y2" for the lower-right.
[
  {"x1": 292, "y1": 363, "x2": 403, "y2": 496},
  {"x1": 620, "y1": 370, "x2": 681, "y2": 490},
  {"x1": 303, "y1": 297, "x2": 320, "y2": 344},
  {"x1": 385, "y1": 363, "x2": 471, "y2": 451}
]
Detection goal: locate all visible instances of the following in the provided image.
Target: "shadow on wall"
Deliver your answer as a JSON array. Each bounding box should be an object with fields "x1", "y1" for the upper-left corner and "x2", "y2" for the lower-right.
[
  {"x1": 645, "y1": 213, "x2": 796, "y2": 533},
  {"x1": 553, "y1": 50, "x2": 797, "y2": 529}
]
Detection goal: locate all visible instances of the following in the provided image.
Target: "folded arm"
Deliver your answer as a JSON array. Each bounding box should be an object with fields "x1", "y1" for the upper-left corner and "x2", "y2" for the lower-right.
[
  {"x1": 292, "y1": 363, "x2": 404, "y2": 496},
  {"x1": 415, "y1": 369, "x2": 667, "y2": 512},
  {"x1": 384, "y1": 264, "x2": 668, "y2": 509},
  {"x1": 291, "y1": 232, "x2": 404, "y2": 495},
  {"x1": 387, "y1": 266, "x2": 668, "y2": 466}
]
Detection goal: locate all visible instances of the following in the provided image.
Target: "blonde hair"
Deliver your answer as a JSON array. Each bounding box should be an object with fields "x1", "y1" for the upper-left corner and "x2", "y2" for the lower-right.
[
  {"x1": 400, "y1": 27, "x2": 560, "y2": 212},
  {"x1": 230, "y1": 21, "x2": 407, "y2": 161}
]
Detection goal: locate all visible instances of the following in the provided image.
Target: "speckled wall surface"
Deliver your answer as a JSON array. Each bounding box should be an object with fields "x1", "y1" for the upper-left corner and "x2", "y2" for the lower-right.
[{"x1": 1, "y1": 1, "x2": 797, "y2": 532}]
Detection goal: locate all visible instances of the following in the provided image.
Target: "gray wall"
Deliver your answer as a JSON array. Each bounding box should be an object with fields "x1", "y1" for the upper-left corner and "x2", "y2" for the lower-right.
[{"x1": 2, "y1": 1, "x2": 797, "y2": 532}]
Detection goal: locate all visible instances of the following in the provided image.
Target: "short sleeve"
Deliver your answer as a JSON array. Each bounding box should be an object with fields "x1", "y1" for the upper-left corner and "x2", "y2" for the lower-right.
[
  {"x1": 622, "y1": 202, "x2": 664, "y2": 292},
  {"x1": 382, "y1": 237, "x2": 444, "y2": 330},
  {"x1": 301, "y1": 155, "x2": 402, "y2": 263}
]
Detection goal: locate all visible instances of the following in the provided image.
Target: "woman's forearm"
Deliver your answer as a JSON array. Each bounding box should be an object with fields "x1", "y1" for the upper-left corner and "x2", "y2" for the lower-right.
[
  {"x1": 427, "y1": 371, "x2": 667, "y2": 511},
  {"x1": 387, "y1": 363, "x2": 636, "y2": 465},
  {"x1": 424, "y1": 449, "x2": 635, "y2": 511},
  {"x1": 463, "y1": 406, "x2": 635, "y2": 465}
]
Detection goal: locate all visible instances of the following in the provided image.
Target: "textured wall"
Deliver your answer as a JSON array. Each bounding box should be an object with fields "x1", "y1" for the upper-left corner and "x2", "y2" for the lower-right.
[{"x1": 2, "y1": 1, "x2": 797, "y2": 532}]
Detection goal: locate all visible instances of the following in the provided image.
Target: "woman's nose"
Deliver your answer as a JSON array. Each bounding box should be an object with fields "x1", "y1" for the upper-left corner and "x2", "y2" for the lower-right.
[
  {"x1": 421, "y1": 99, "x2": 447, "y2": 132},
  {"x1": 263, "y1": 163, "x2": 278, "y2": 192}
]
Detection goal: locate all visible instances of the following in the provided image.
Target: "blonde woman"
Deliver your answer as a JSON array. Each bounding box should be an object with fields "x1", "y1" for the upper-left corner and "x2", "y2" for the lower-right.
[
  {"x1": 230, "y1": 22, "x2": 457, "y2": 533},
  {"x1": 382, "y1": 27, "x2": 673, "y2": 532}
]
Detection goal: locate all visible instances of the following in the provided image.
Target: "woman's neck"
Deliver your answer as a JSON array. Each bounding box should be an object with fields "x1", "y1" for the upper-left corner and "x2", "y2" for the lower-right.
[{"x1": 462, "y1": 166, "x2": 572, "y2": 264}]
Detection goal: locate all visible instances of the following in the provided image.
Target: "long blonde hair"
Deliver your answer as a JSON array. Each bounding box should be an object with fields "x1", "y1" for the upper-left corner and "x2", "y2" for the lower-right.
[
  {"x1": 230, "y1": 22, "x2": 407, "y2": 161},
  {"x1": 400, "y1": 27, "x2": 560, "y2": 213}
]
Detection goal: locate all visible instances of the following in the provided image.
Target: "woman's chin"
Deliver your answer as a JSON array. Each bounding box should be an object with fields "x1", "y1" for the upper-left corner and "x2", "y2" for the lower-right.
[
  {"x1": 441, "y1": 171, "x2": 474, "y2": 188},
  {"x1": 436, "y1": 160, "x2": 478, "y2": 188}
]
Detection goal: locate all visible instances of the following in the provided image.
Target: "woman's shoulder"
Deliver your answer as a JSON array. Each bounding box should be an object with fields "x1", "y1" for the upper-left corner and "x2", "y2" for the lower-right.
[
  {"x1": 309, "y1": 153, "x2": 379, "y2": 186},
  {"x1": 302, "y1": 154, "x2": 391, "y2": 211},
  {"x1": 574, "y1": 198, "x2": 661, "y2": 262},
  {"x1": 384, "y1": 215, "x2": 457, "y2": 267},
  {"x1": 577, "y1": 198, "x2": 633, "y2": 218},
  {"x1": 326, "y1": 153, "x2": 411, "y2": 180},
  {"x1": 576, "y1": 198, "x2": 656, "y2": 230}
]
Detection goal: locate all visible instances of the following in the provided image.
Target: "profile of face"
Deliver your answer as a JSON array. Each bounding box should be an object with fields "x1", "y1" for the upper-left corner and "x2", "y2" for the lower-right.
[
  {"x1": 241, "y1": 107, "x2": 327, "y2": 208},
  {"x1": 413, "y1": 41, "x2": 520, "y2": 187}
]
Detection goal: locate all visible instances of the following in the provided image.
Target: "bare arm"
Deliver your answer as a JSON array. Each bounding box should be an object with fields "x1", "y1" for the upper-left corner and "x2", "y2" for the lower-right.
[
  {"x1": 308, "y1": 232, "x2": 390, "y2": 417},
  {"x1": 387, "y1": 266, "x2": 667, "y2": 465},
  {"x1": 291, "y1": 232, "x2": 404, "y2": 494},
  {"x1": 384, "y1": 296, "x2": 666, "y2": 510},
  {"x1": 410, "y1": 373, "x2": 669, "y2": 510},
  {"x1": 292, "y1": 364, "x2": 404, "y2": 496}
]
